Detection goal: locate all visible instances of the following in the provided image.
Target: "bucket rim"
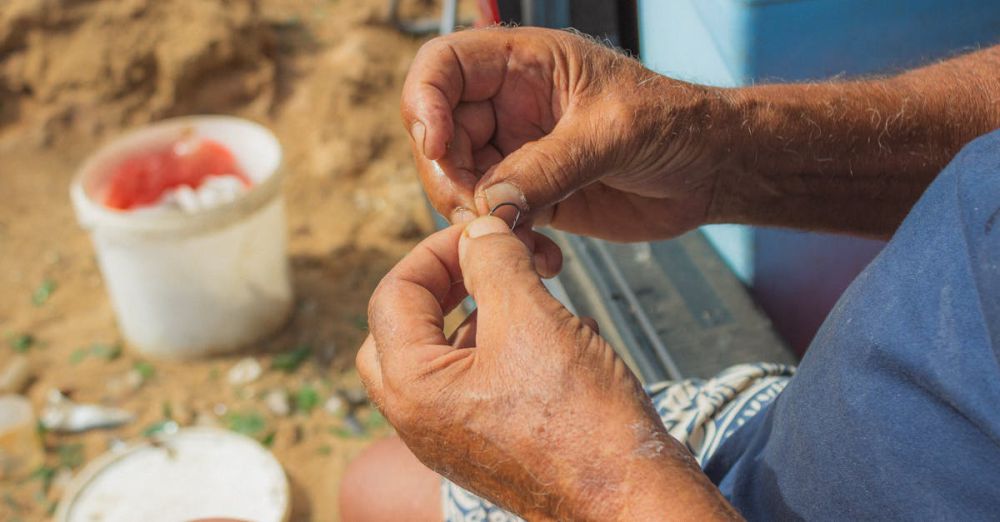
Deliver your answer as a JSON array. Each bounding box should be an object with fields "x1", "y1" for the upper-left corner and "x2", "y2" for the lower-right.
[{"x1": 70, "y1": 115, "x2": 284, "y2": 237}]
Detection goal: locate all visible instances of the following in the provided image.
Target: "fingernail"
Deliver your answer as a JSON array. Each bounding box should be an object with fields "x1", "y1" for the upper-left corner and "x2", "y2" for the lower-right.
[
  {"x1": 460, "y1": 216, "x2": 513, "y2": 265},
  {"x1": 465, "y1": 216, "x2": 511, "y2": 238},
  {"x1": 483, "y1": 182, "x2": 527, "y2": 214},
  {"x1": 411, "y1": 121, "x2": 427, "y2": 156},
  {"x1": 451, "y1": 208, "x2": 475, "y2": 224}
]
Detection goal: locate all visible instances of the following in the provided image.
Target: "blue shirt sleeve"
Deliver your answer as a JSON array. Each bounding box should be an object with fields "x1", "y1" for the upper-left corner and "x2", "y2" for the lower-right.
[{"x1": 704, "y1": 129, "x2": 1000, "y2": 521}]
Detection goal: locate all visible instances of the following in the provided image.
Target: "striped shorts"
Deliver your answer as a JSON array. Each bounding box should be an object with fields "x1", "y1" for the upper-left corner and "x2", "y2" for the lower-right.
[{"x1": 441, "y1": 362, "x2": 794, "y2": 522}]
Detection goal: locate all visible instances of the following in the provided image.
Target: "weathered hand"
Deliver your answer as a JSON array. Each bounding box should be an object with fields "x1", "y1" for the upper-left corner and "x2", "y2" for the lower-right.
[
  {"x1": 357, "y1": 217, "x2": 738, "y2": 520},
  {"x1": 401, "y1": 27, "x2": 730, "y2": 241}
]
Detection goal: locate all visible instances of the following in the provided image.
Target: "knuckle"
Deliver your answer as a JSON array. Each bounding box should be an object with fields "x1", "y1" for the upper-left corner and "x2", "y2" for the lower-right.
[
  {"x1": 549, "y1": 308, "x2": 596, "y2": 354},
  {"x1": 415, "y1": 35, "x2": 462, "y2": 69},
  {"x1": 415, "y1": 36, "x2": 448, "y2": 58},
  {"x1": 355, "y1": 350, "x2": 370, "y2": 379},
  {"x1": 367, "y1": 278, "x2": 399, "y2": 332},
  {"x1": 366, "y1": 285, "x2": 384, "y2": 324}
]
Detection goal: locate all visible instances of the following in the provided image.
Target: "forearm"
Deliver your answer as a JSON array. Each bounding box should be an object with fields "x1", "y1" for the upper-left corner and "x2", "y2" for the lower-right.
[
  {"x1": 707, "y1": 45, "x2": 1000, "y2": 237},
  {"x1": 547, "y1": 409, "x2": 742, "y2": 522},
  {"x1": 617, "y1": 456, "x2": 743, "y2": 522}
]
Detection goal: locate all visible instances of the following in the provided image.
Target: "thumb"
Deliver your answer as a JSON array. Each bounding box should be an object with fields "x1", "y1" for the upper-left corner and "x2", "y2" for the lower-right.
[
  {"x1": 458, "y1": 217, "x2": 566, "y2": 331},
  {"x1": 473, "y1": 111, "x2": 604, "y2": 222}
]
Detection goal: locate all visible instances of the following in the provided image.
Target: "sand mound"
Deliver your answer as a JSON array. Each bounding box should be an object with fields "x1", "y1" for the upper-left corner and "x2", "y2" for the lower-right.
[{"x1": 0, "y1": 0, "x2": 276, "y2": 142}]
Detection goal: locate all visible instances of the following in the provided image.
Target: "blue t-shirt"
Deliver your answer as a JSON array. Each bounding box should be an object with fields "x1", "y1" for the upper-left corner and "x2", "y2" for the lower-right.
[{"x1": 705, "y1": 129, "x2": 1000, "y2": 520}]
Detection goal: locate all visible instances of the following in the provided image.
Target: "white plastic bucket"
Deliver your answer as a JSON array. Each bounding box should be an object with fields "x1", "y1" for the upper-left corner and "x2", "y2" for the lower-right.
[{"x1": 71, "y1": 116, "x2": 292, "y2": 359}]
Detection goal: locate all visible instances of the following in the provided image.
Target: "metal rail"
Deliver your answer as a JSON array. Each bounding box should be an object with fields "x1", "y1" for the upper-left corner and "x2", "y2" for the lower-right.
[
  {"x1": 563, "y1": 235, "x2": 665, "y2": 383},
  {"x1": 590, "y1": 239, "x2": 684, "y2": 381}
]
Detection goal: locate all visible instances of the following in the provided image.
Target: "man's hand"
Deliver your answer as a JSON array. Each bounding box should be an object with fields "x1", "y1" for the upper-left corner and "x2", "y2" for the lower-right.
[
  {"x1": 357, "y1": 217, "x2": 739, "y2": 521},
  {"x1": 401, "y1": 27, "x2": 729, "y2": 241},
  {"x1": 405, "y1": 28, "x2": 1000, "y2": 239}
]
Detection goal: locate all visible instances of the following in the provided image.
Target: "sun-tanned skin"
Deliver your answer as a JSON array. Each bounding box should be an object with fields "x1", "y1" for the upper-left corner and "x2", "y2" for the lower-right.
[
  {"x1": 715, "y1": 48, "x2": 1000, "y2": 236},
  {"x1": 355, "y1": 220, "x2": 740, "y2": 521},
  {"x1": 402, "y1": 28, "x2": 999, "y2": 240},
  {"x1": 341, "y1": 27, "x2": 1000, "y2": 521}
]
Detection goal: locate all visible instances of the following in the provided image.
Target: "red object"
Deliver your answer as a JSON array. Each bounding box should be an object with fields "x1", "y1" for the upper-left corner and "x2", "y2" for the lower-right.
[
  {"x1": 103, "y1": 138, "x2": 250, "y2": 210},
  {"x1": 476, "y1": 0, "x2": 500, "y2": 26}
]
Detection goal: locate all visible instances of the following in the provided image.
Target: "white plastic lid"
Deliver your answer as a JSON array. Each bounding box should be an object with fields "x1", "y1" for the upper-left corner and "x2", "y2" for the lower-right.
[{"x1": 56, "y1": 428, "x2": 289, "y2": 522}]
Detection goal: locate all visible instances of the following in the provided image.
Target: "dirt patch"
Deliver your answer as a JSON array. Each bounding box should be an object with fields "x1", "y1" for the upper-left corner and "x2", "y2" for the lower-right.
[
  {"x1": 0, "y1": 0, "x2": 276, "y2": 145},
  {"x1": 0, "y1": 0, "x2": 468, "y2": 520}
]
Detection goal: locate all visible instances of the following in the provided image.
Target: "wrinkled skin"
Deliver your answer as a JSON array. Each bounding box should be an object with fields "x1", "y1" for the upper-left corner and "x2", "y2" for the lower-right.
[
  {"x1": 357, "y1": 218, "x2": 738, "y2": 521},
  {"x1": 357, "y1": 26, "x2": 744, "y2": 521},
  {"x1": 356, "y1": 25, "x2": 1000, "y2": 522},
  {"x1": 400, "y1": 27, "x2": 730, "y2": 241}
]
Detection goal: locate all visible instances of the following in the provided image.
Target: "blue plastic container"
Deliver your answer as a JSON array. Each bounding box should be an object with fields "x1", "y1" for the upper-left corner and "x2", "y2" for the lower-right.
[{"x1": 638, "y1": 0, "x2": 1000, "y2": 352}]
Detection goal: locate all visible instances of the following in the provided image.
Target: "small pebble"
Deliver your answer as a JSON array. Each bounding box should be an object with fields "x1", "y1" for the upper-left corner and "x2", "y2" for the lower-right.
[
  {"x1": 324, "y1": 396, "x2": 344, "y2": 415},
  {"x1": 124, "y1": 369, "x2": 145, "y2": 390},
  {"x1": 227, "y1": 358, "x2": 262, "y2": 386},
  {"x1": 266, "y1": 389, "x2": 291, "y2": 417},
  {"x1": 105, "y1": 368, "x2": 146, "y2": 400}
]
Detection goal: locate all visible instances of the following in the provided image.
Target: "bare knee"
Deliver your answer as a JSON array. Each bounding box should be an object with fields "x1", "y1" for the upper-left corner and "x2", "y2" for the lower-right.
[{"x1": 340, "y1": 436, "x2": 442, "y2": 522}]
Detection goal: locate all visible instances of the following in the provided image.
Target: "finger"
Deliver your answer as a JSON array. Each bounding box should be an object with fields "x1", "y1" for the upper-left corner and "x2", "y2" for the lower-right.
[
  {"x1": 472, "y1": 144, "x2": 503, "y2": 177},
  {"x1": 356, "y1": 335, "x2": 384, "y2": 408},
  {"x1": 580, "y1": 316, "x2": 600, "y2": 335},
  {"x1": 479, "y1": 205, "x2": 562, "y2": 279},
  {"x1": 413, "y1": 136, "x2": 478, "y2": 224},
  {"x1": 458, "y1": 200, "x2": 563, "y2": 279},
  {"x1": 417, "y1": 101, "x2": 498, "y2": 222},
  {"x1": 400, "y1": 32, "x2": 510, "y2": 160},
  {"x1": 368, "y1": 225, "x2": 468, "y2": 364},
  {"x1": 454, "y1": 101, "x2": 496, "y2": 152},
  {"x1": 511, "y1": 227, "x2": 563, "y2": 279},
  {"x1": 530, "y1": 231, "x2": 563, "y2": 278},
  {"x1": 472, "y1": 110, "x2": 606, "y2": 222},
  {"x1": 458, "y1": 217, "x2": 569, "y2": 343}
]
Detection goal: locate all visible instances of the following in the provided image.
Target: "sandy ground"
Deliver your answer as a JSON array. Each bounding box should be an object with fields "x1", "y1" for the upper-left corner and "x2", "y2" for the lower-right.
[{"x1": 0, "y1": 0, "x2": 473, "y2": 519}]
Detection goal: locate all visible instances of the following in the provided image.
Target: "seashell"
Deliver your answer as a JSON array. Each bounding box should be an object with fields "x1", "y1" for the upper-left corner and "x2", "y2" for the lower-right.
[
  {"x1": 265, "y1": 389, "x2": 291, "y2": 417},
  {"x1": 227, "y1": 357, "x2": 262, "y2": 386},
  {"x1": 323, "y1": 396, "x2": 344, "y2": 416},
  {"x1": 40, "y1": 390, "x2": 134, "y2": 433}
]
